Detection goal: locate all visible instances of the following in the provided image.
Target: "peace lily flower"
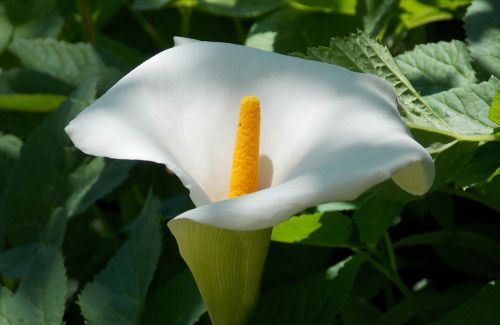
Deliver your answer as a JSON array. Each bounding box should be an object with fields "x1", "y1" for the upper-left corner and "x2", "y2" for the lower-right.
[{"x1": 65, "y1": 37, "x2": 434, "y2": 325}]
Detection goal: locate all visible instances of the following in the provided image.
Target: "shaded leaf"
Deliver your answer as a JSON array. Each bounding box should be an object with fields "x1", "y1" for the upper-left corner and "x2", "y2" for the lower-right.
[
  {"x1": 78, "y1": 195, "x2": 162, "y2": 325},
  {"x1": 246, "y1": 9, "x2": 358, "y2": 54},
  {"x1": 0, "y1": 245, "x2": 66, "y2": 325},
  {"x1": 197, "y1": 0, "x2": 283, "y2": 18},
  {"x1": 141, "y1": 271, "x2": 206, "y2": 325},
  {"x1": 354, "y1": 199, "x2": 403, "y2": 247},
  {"x1": 250, "y1": 255, "x2": 364, "y2": 324},
  {"x1": 9, "y1": 38, "x2": 121, "y2": 92},
  {"x1": 434, "y1": 280, "x2": 500, "y2": 324}
]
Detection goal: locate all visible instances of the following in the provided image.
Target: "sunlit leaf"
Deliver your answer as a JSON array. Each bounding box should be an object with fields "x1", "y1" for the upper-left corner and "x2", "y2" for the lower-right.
[{"x1": 396, "y1": 40, "x2": 477, "y2": 95}]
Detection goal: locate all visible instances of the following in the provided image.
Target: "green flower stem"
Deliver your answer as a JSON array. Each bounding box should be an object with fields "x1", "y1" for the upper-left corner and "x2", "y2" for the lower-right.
[
  {"x1": 169, "y1": 219, "x2": 271, "y2": 325},
  {"x1": 178, "y1": 6, "x2": 192, "y2": 37}
]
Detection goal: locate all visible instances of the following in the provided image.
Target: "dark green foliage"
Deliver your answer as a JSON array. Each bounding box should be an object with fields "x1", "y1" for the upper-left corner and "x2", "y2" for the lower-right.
[{"x1": 0, "y1": 0, "x2": 499, "y2": 324}]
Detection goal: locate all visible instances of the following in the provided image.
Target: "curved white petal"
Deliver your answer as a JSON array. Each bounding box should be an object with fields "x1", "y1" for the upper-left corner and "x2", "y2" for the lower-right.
[{"x1": 65, "y1": 39, "x2": 435, "y2": 230}]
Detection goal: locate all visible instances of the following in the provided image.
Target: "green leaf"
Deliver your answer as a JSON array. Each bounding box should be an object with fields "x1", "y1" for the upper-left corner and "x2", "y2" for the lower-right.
[
  {"x1": 354, "y1": 199, "x2": 403, "y2": 247},
  {"x1": 246, "y1": 9, "x2": 359, "y2": 54},
  {"x1": 3, "y1": 80, "x2": 96, "y2": 246},
  {"x1": 434, "y1": 280, "x2": 500, "y2": 324},
  {"x1": 306, "y1": 32, "x2": 450, "y2": 131},
  {"x1": 356, "y1": 0, "x2": 399, "y2": 36},
  {"x1": 271, "y1": 212, "x2": 354, "y2": 248},
  {"x1": 290, "y1": 0, "x2": 357, "y2": 14},
  {"x1": 0, "y1": 93, "x2": 65, "y2": 112},
  {"x1": 3, "y1": 80, "x2": 133, "y2": 246},
  {"x1": 250, "y1": 255, "x2": 364, "y2": 324},
  {"x1": 306, "y1": 32, "x2": 500, "y2": 140},
  {"x1": 465, "y1": 0, "x2": 500, "y2": 79},
  {"x1": 400, "y1": 0, "x2": 454, "y2": 29},
  {"x1": 0, "y1": 133, "x2": 21, "y2": 196},
  {"x1": 0, "y1": 0, "x2": 63, "y2": 54},
  {"x1": 8, "y1": 38, "x2": 121, "y2": 92},
  {"x1": 380, "y1": 283, "x2": 481, "y2": 324},
  {"x1": 197, "y1": 0, "x2": 283, "y2": 18},
  {"x1": 395, "y1": 229, "x2": 500, "y2": 267},
  {"x1": 423, "y1": 77, "x2": 499, "y2": 135},
  {"x1": 488, "y1": 86, "x2": 500, "y2": 125},
  {"x1": 454, "y1": 142, "x2": 500, "y2": 187},
  {"x1": 78, "y1": 195, "x2": 162, "y2": 325},
  {"x1": 141, "y1": 271, "x2": 206, "y2": 325},
  {"x1": 0, "y1": 245, "x2": 66, "y2": 325},
  {"x1": 396, "y1": 40, "x2": 477, "y2": 95},
  {"x1": 0, "y1": 68, "x2": 73, "y2": 95},
  {"x1": 0, "y1": 244, "x2": 38, "y2": 278},
  {"x1": 133, "y1": 0, "x2": 173, "y2": 10}
]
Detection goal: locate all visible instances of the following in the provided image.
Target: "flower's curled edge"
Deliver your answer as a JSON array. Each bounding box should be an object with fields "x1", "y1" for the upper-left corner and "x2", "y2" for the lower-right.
[{"x1": 65, "y1": 38, "x2": 435, "y2": 231}]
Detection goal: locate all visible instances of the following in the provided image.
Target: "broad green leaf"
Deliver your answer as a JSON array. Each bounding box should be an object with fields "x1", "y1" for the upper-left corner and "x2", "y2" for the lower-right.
[
  {"x1": 353, "y1": 199, "x2": 403, "y2": 247},
  {"x1": 2, "y1": 81, "x2": 96, "y2": 245},
  {"x1": 0, "y1": 133, "x2": 21, "y2": 195},
  {"x1": 356, "y1": 0, "x2": 399, "y2": 36},
  {"x1": 395, "y1": 229, "x2": 500, "y2": 267},
  {"x1": 434, "y1": 280, "x2": 500, "y2": 324},
  {"x1": 141, "y1": 271, "x2": 206, "y2": 325},
  {"x1": 0, "y1": 245, "x2": 66, "y2": 325},
  {"x1": 0, "y1": 0, "x2": 62, "y2": 54},
  {"x1": 0, "y1": 244, "x2": 38, "y2": 278},
  {"x1": 3, "y1": 80, "x2": 133, "y2": 246},
  {"x1": 133, "y1": 0, "x2": 173, "y2": 10},
  {"x1": 250, "y1": 255, "x2": 364, "y2": 324},
  {"x1": 271, "y1": 212, "x2": 354, "y2": 248},
  {"x1": 465, "y1": 0, "x2": 500, "y2": 79},
  {"x1": 290, "y1": 0, "x2": 357, "y2": 14},
  {"x1": 169, "y1": 219, "x2": 271, "y2": 325},
  {"x1": 306, "y1": 32, "x2": 500, "y2": 140},
  {"x1": 0, "y1": 93, "x2": 65, "y2": 112},
  {"x1": 454, "y1": 142, "x2": 500, "y2": 187},
  {"x1": 423, "y1": 77, "x2": 499, "y2": 135},
  {"x1": 8, "y1": 38, "x2": 121, "y2": 92},
  {"x1": 246, "y1": 9, "x2": 358, "y2": 54},
  {"x1": 0, "y1": 68, "x2": 73, "y2": 95},
  {"x1": 78, "y1": 195, "x2": 162, "y2": 325},
  {"x1": 306, "y1": 32, "x2": 450, "y2": 131},
  {"x1": 197, "y1": 0, "x2": 283, "y2": 17},
  {"x1": 379, "y1": 283, "x2": 481, "y2": 324},
  {"x1": 396, "y1": 40, "x2": 477, "y2": 95},
  {"x1": 488, "y1": 86, "x2": 500, "y2": 125},
  {"x1": 400, "y1": 0, "x2": 454, "y2": 29}
]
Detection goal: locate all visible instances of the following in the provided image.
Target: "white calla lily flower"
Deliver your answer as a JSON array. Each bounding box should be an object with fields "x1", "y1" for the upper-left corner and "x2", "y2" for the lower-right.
[{"x1": 65, "y1": 38, "x2": 434, "y2": 231}]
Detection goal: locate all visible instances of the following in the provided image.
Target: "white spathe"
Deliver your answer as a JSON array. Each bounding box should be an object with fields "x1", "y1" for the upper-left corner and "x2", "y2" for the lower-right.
[{"x1": 65, "y1": 38, "x2": 435, "y2": 230}]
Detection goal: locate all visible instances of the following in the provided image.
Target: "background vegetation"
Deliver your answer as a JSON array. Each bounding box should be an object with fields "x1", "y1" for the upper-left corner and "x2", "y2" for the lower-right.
[{"x1": 0, "y1": 0, "x2": 499, "y2": 324}]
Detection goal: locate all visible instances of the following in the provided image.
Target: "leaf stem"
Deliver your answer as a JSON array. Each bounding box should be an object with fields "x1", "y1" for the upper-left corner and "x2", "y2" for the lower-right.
[
  {"x1": 126, "y1": 3, "x2": 167, "y2": 49},
  {"x1": 76, "y1": 0, "x2": 95, "y2": 42},
  {"x1": 351, "y1": 247, "x2": 429, "y2": 324},
  {"x1": 384, "y1": 232, "x2": 398, "y2": 274}
]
